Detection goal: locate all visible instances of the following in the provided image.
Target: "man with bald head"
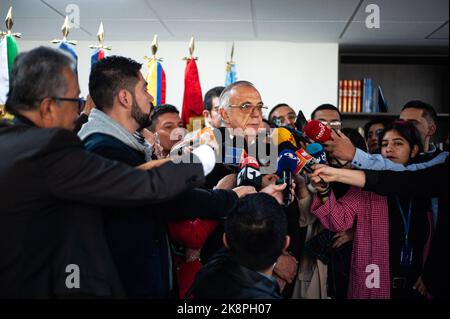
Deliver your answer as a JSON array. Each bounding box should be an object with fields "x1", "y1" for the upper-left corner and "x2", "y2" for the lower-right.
[
  {"x1": 199, "y1": 82, "x2": 299, "y2": 295},
  {"x1": 201, "y1": 81, "x2": 269, "y2": 188},
  {"x1": 219, "y1": 80, "x2": 267, "y2": 139}
]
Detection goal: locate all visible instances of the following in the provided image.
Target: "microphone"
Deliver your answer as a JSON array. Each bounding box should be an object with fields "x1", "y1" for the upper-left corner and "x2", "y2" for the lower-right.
[
  {"x1": 306, "y1": 143, "x2": 327, "y2": 164},
  {"x1": 295, "y1": 110, "x2": 307, "y2": 131},
  {"x1": 272, "y1": 127, "x2": 298, "y2": 151},
  {"x1": 304, "y1": 120, "x2": 332, "y2": 144},
  {"x1": 296, "y1": 148, "x2": 328, "y2": 188},
  {"x1": 271, "y1": 122, "x2": 312, "y2": 146},
  {"x1": 282, "y1": 125, "x2": 314, "y2": 146},
  {"x1": 294, "y1": 148, "x2": 317, "y2": 174},
  {"x1": 236, "y1": 156, "x2": 262, "y2": 189},
  {"x1": 277, "y1": 149, "x2": 298, "y2": 207}
]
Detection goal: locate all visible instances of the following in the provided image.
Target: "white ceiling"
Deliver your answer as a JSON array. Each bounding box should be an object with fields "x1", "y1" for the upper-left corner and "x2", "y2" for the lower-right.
[{"x1": 0, "y1": 0, "x2": 448, "y2": 47}]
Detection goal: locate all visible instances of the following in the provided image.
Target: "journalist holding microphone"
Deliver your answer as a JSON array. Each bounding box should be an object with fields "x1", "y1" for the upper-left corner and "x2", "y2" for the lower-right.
[{"x1": 308, "y1": 121, "x2": 448, "y2": 299}]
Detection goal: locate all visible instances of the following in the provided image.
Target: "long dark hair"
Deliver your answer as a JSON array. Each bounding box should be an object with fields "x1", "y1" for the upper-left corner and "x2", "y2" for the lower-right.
[{"x1": 379, "y1": 120, "x2": 424, "y2": 154}]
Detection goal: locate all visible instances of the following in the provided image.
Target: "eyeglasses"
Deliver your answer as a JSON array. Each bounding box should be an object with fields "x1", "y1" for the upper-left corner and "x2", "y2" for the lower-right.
[
  {"x1": 319, "y1": 120, "x2": 342, "y2": 130},
  {"x1": 272, "y1": 114, "x2": 297, "y2": 126},
  {"x1": 227, "y1": 103, "x2": 268, "y2": 114},
  {"x1": 52, "y1": 97, "x2": 85, "y2": 113}
]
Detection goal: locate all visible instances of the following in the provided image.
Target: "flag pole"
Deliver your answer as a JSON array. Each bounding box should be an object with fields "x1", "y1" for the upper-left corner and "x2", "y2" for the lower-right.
[
  {"x1": 0, "y1": 7, "x2": 21, "y2": 119},
  {"x1": 89, "y1": 22, "x2": 112, "y2": 51},
  {"x1": 144, "y1": 34, "x2": 163, "y2": 62},
  {"x1": 51, "y1": 16, "x2": 77, "y2": 45},
  {"x1": 225, "y1": 42, "x2": 237, "y2": 86},
  {"x1": 230, "y1": 42, "x2": 235, "y2": 64},
  {"x1": 88, "y1": 21, "x2": 111, "y2": 67},
  {"x1": 183, "y1": 36, "x2": 198, "y2": 61},
  {"x1": 181, "y1": 36, "x2": 203, "y2": 130},
  {"x1": 144, "y1": 34, "x2": 166, "y2": 105},
  {"x1": 1, "y1": 7, "x2": 21, "y2": 38}
]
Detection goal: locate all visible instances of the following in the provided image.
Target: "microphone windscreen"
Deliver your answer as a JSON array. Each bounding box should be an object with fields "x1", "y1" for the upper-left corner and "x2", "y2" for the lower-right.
[
  {"x1": 295, "y1": 148, "x2": 315, "y2": 174},
  {"x1": 240, "y1": 156, "x2": 260, "y2": 170},
  {"x1": 272, "y1": 127, "x2": 297, "y2": 148},
  {"x1": 277, "y1": 149, "x2": 299, "y2": 175},
  {"x1": 306, "y1": 142, "x2": 323, "y2": 154},
  {"x1": 306, "y1": 143, "x2": 327, "y2": 164},
  {"x1": 304, "y1": 120, "x2": 332, "y2": 143}
]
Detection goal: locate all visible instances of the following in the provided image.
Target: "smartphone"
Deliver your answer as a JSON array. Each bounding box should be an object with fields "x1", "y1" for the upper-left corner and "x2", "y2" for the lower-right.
[{"x1": 295, "y1": 110, "x2": 307, "y2": 131}]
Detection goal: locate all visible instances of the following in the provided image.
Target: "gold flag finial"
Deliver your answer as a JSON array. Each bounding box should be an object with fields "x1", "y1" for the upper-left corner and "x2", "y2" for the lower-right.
[
  {"x1": 89, "y1": 21, "x2": 112, "y2": 50},
  {"x1": 51, "y1": 16, "x2": 77, "y2": 45},
  {"x1": 226, "y1": 42, "x2": 235, "y2": 70},
  {"x1": 1, "y1": 7, "x2": 21, "y2": 38},
  {"x1": 5, "y1": 7, "x2": 13, "y2": 32},
  {"x1": 188, "y1": 36, "x2": 195, "y2": 57},
  {"x1": 183, "y1": 36, "x2": 197, "y2": 60},
  {"x1": 144, "y1": 34, "x2": 163, "y2": 62}
]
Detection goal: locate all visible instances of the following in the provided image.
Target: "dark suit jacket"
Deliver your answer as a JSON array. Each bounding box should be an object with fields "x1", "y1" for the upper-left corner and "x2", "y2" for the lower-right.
[
  {"x1": 201, "y1": 127, "x2": 302, "y2": 266},
  {"x1": 0, "y1": 116, "x2": 205, "y2": 298},
  {"x1": 187, "y1": 249, "x2": 281, "y2": 299},
  {"x1": 82, "y1": 132, "x2": 238, "y2": 298}
]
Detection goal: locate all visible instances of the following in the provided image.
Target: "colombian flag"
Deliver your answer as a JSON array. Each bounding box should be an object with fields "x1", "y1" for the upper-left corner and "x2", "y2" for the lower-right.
[
  {"x1": 91, "y1": 48, "x2": 106, "y2": 67},
  {"x1": 146, "y1": 59, "x2": 166, "y2": 106}
]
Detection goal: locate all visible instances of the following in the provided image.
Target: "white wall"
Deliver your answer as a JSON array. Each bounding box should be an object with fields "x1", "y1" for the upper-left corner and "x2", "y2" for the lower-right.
[{"x1": 18, "y1": 41, "x2": 338, "y2": 120}]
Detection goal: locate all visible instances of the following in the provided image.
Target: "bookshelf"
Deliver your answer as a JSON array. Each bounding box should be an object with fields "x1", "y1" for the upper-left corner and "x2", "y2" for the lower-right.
[
  {"x1": 341, "y1": 113, "x2": 449, "y2": 143},
  {"x1": 338, "y1": 51, "x2": 449, "y2": 143}
]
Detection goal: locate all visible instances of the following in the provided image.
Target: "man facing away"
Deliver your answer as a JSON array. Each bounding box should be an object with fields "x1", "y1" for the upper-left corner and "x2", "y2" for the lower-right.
[{"x1": 187, "y1": 193, "x2": 289, "y2": 299}]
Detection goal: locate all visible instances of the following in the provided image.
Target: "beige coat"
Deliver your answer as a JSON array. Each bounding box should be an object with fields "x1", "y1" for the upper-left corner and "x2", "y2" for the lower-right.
[{"x1": 291, "y1": 194, "x2": 328, "y2": 299}]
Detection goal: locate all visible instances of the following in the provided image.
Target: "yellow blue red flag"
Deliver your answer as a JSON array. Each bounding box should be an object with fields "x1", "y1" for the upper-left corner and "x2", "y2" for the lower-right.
[{"x1": 146, "y1": 59, "x2": 166, "y2": 106}]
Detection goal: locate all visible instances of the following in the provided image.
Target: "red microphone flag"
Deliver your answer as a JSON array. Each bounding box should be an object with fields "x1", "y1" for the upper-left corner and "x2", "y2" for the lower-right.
[
  {"x1": 240, "y1": 156, "x2": 260, "y2": 169},
  {"x1": 181, "y1": 58, "x2": 203, "y2": 129},
  {"x1": 304, "y1": 120, "x2": 332, "y2": 143}
]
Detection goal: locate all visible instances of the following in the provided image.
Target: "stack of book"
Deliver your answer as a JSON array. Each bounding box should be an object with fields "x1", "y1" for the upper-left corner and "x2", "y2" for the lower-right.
[{"x1": 338, "y1": 78, "x2": 388, "y2": 113}]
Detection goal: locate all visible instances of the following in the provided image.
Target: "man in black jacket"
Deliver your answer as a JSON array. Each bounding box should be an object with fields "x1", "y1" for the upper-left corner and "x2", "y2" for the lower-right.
[
  {"x1": 187, "y1": 193, "x2": 289, "y2": 299},
  {"x1": 0, "y1": 47, "x2": 228, "y2": 298}
]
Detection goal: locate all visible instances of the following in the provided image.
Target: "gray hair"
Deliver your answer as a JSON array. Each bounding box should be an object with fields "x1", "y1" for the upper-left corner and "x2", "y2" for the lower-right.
[
  {"x1": 219, "y1": 80, "x2": 256, "y2": 110},
  {"x1": 5, "y1": 46, "x2": 76, "y2": 115}
]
